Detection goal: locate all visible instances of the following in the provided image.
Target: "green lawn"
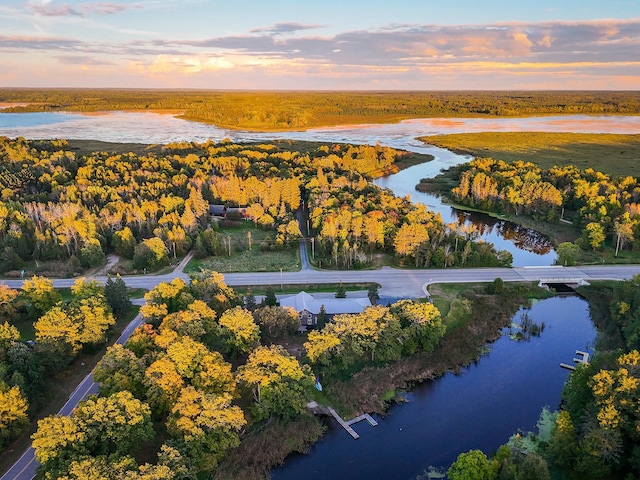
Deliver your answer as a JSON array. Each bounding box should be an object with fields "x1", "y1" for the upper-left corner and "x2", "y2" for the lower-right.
[{"x1": 186, "y1": 249, "x2": 299, "y2": 274}]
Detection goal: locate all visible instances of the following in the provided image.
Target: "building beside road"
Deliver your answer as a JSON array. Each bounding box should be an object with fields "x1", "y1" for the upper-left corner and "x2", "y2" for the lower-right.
[{"x1": 279, "y1": 291, "x2": 371, "y2": 330}]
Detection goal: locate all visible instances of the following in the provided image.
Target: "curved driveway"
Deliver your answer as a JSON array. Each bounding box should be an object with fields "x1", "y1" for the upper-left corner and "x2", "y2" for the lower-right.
[{"x1": 2, "y1": 262, "x2": 640, "y2": 480}]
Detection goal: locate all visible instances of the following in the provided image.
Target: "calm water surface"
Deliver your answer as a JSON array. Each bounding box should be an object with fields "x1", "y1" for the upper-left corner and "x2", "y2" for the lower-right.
[{"x1": 272, "y1": 295, "x2": 595, "y2": 480}]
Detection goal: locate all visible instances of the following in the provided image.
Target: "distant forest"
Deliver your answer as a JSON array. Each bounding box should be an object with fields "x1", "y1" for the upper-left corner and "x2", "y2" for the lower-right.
[{"x1": 1, "y1": 89, "x2": 640, "y2": 131}]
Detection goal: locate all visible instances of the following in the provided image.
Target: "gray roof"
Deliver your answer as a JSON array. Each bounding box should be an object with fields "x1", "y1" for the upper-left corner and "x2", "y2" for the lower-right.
[{"x1": 280, "y1": 291, "x2": 370, "y2": 315}]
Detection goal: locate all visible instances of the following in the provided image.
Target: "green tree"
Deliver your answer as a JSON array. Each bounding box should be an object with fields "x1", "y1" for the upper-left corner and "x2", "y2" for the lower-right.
[
  {"x1": 104, "y1": 275, "x2": 132, "y2": 316},
  {"x1": 264, "y1": 285, "x2": 278, "y2": 306},
  {"x1": 113, "y1": 227, "x2": 136, "y2": 259},
  {"x1": 556, "y1": 242, "x2": 581, "y2": 266},
  {"x1": 93, "y1": 344, "x2": 147, "y2": 398},
  {"x1": 335, "y1": 281, "x2": 346, "y2": 298},
  {"x1": 253, "y1": 306, "x2": 299, "y2": 341},
  {"x1": 244, "y1": 289, "x2": 257, "y2": 311},
  {"x1": 447, "y1": 450, "x2": 494, "y2": 480},
  {"x1": 237, "y1": 345, "x2": 314, "y2": 421},
  {"x1": 367, "y1": 284, "x2": 379, "y2": 305},
  {"x1": 133, "y1": 237, "x2": 168, "y2": 271},
  {"x1": 78, "y1": 239, "x2": 106, "y2": 268}
]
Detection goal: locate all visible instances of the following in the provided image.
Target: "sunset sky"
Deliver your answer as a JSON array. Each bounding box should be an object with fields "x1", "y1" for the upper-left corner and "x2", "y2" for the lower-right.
[{"x1": 1, "y1": 0, "x2": 639, "y2": 90}]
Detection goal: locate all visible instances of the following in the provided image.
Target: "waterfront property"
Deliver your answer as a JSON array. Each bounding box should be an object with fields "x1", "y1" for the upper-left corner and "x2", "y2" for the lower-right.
[{"x1": 279, "y1": 291, "x2": 371, "y2": 329}]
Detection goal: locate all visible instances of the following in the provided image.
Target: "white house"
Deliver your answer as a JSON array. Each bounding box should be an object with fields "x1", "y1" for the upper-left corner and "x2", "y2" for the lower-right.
[{"x1": 279, "y1": 291, "x2": 371, "y2": 330}]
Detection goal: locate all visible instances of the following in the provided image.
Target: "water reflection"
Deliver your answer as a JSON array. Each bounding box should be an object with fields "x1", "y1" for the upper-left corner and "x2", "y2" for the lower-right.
[
  {"x1": 375, "y1": 163, "x2": 557, "y2": 266},
  {"x1": 272, "y1": 295, "x2": 596, "y2": 480}
]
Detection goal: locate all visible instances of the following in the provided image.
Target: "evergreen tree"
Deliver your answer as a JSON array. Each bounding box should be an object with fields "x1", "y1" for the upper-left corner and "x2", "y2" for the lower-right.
[
  {"x1": 245, "y1": 289, "x2": 257, "y2": 311},
  {"x1": 335, "y1": 281, "x2": 346, "y2": 298},
  {"x1": 104, "y1": 275, "x2": 132, "y2": 316},
  {"x1": 367, "y1": 284, "x2": 380, "y2": 305},
  {"x1": 264, "y1": 286, "x2": 278, "y2": 306}
]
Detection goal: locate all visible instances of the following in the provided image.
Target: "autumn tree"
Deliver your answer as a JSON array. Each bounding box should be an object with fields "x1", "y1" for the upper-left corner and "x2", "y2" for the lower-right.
[
  {"x1": 237, "y1": 345, "x2": 314, "y2": 421},
  {"x1": 217, "y1": 306, "x2": 260, "y2": 357},
  {"x1": 166, "y1": 387, "x2": 245, "y2": 471},
  {"x1": 21, "y1": 275, "x2": 62, "y2": 316},
  {"x1": 0, "y1": 382, "x2": 29, "y2": 448}
]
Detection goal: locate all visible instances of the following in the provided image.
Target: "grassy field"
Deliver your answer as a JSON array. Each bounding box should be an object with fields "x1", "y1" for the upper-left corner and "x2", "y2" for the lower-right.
[
  {"x1": 187, "y1": 249, "x2": 299, "y2": 274},
  {"x1": 419, "y1": 132, "x2": 640, "y2": 177}
]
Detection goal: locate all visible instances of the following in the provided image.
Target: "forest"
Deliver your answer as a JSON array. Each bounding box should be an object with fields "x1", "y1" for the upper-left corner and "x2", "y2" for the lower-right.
[
  {"x1": 446, "y1": 157, "x2": 640, "y2": 261},
  {"x1": 0, "y1": 136, "x2": 509, "y2": 278},
  {"x1": 2, "y1": 89, "x2": 640, "y2": 131}
]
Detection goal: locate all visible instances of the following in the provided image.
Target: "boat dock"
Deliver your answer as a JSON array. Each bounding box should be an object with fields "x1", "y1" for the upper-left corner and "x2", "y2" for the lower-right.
[
  {"x1": 561, "y1": 350, "x2": 590, "y2": 371},
  {"x1": 327, "y1": 407, "x2": 378, "y2": 440}
]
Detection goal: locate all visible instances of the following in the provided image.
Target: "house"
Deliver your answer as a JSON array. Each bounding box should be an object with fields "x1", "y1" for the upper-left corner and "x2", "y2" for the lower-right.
[
  {"x1": 279, "y1": 291, "x2": 371, "y2": 330},
  {"x1": 209, "y1": 204, "x2": 249, "y2": 219}
]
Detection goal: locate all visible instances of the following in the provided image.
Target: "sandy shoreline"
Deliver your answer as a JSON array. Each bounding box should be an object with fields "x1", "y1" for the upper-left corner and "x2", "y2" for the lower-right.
[{"x1": 0, "y1": 102, "x2": 30, "y2": 109}]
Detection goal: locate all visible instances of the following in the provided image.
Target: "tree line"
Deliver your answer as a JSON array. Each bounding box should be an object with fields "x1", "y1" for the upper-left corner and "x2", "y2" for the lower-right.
[
  {"x1": 3, "y1": 89, "x2": 640, "y2": 131},
  {"x1": 0, "y1": 137, "x2": 510, "y2": 276},
  {"x1": 450, "y1": 157, "x2": 640, "y2": 254}
]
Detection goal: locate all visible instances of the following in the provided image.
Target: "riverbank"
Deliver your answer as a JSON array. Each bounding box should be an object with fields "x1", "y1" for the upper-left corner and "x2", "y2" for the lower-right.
[{"x1": 216, "y1": 282, "x2": 553, "y2": 480}]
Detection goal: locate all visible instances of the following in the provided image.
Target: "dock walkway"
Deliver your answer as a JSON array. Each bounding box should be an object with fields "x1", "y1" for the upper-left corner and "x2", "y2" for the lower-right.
[{"x1": 327, "y1": 407, "x2": 378, "y2": 439}]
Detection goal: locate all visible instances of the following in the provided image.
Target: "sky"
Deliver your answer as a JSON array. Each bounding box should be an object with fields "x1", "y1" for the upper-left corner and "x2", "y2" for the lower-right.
[{"x1": 1, "y1": 0, "x2": 639, "y2": 90}]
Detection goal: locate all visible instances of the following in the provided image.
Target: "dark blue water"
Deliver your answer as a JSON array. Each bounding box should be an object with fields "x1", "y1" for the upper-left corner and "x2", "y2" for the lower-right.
[
  {"x1": 272, "y1": 295, "x2": 595, "y2": 480},
  {"x1": 0, "y1": 112, "x2": 86, "y2": 129}
]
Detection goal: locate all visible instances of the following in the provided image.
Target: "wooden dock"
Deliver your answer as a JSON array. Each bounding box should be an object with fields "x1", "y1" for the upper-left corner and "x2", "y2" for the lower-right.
[
  {"x1": 327, "y1": 407, "x2": 378, "y2": 440},
  {"x1": 561, "y1": 350, "x2": 591, "y2": 371}
]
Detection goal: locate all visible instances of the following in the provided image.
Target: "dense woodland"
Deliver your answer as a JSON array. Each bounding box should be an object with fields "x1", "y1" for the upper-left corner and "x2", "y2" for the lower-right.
[
  {"x1": 0, "y1": 137, "x2": 509, "y2": 276},
  {"x1": 449, "y1": 158, "x2": 640, "y2": 258},
  {"x1": 0, "y1": 276, "x2": 127, "y2": 450},
  {"x1": 2, "y1": 89, "x2": 640, "y2": 131}
]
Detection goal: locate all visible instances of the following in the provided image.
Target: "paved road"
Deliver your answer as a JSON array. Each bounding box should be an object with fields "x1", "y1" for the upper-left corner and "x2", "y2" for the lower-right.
[
  {"x1": 3, "y1": 262, "x2": 640, "y2": 480},
  {"x1": 3, "y1": 264, "x2": 640, "y2": 298},
  {"x1": 0, "y1": 310, "x2": 145, "y2": 480}
]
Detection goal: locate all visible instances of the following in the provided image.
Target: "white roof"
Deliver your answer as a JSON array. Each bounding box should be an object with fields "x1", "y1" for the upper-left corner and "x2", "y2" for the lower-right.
[{"x1": 280, "y1": 291, "x2": 370, "y2": 315}]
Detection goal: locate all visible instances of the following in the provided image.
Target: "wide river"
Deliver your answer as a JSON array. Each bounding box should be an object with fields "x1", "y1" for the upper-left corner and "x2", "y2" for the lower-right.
[
  {"x1": 3, "y1": 111, "x2": 640, "y2": 265},
  {"x1": 0, "y1": 110, "x2": 630, "y2": 478}
]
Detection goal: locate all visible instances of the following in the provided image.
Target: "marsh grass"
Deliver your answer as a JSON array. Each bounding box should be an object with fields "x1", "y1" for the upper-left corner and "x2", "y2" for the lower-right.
[{"x1": 419, "y1": 132, "x2": 640, "y2": 177}]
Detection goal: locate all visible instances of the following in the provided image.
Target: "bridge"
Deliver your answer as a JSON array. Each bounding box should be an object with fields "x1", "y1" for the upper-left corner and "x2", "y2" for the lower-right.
[{"x1": 537, "y1": 277, "x2": 589, "y2": 288}]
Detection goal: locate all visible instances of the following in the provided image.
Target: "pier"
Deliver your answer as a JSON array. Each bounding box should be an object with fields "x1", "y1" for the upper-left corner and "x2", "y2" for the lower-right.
[
  {"x1": 561, "y1": 349, "x2": 591, "y2": 371},
  {"x1": 327, "y1": 407, "x2": 378, "y2": 439}
]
